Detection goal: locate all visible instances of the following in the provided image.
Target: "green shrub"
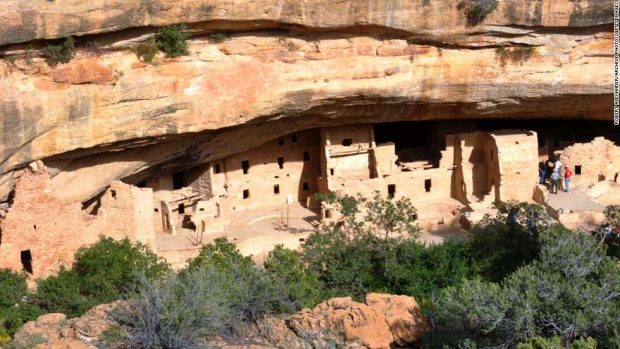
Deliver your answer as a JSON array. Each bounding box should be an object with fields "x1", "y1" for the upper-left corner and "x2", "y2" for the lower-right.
[
  {"x1": 516, "y1": 336, "x2": 597, "y2": 349},
  {"x1": 0, "y1": 269, "x2": 42, "y2": 337},
  {"x1": 210, "y1": 32, "x2": 230, "y2": 43},
  {"x1": 157, "y1": 24, "x2": 190, "y2": 58},
  {"x1": 135, "y1": 38, "x2": 159, "y2": 63},
  {"x1": 0, "y1": 269, "x2": 28, "y2": 309},
  {"x1": 495, "y1": 45, "x2": 537, "y2": 67},
  {"x1": 43, "y1": 37, "x2": 75, "y2": 67},
  {"x1": 304, "y1": 227, "x2": 380, "y2": 300},
  {"x1": 118, "y1": 238, "x2": 289, "y2": 348},
  {"x1": 264, "y1": 245, "x2": 323, "y2": 310},
  {"x1": 389, "y1": 238, "x2": 472, "y2": 301},
  {"x1": 1, "y1": 303, "x2": 43, "y2": 337},
  {"x1": 428, "y1": 228, "x2": 620, "y2": 347},
  {"x1": 305, "y1": 192, "x2": 470, "y2": 302},
  {"x1": 458, "y1": 0, "x2": 498, "y2": 26},
  {"x1": 35, "y1": 237, "x2": 169, "y2": 317},
  {"x1": 595, "y1": 205, "x2": 620, "y2": 259},
  {"x1": 465, "y1": 202, "x2": 552, "y2": 282}
]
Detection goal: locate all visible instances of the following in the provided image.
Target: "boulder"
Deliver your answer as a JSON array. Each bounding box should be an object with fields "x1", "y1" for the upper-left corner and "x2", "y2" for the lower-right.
[
  {"x1": 365, "y1": 293, "x2": 428, "y2": 346},
  {"x1": 288, "y1": 297, "x2": 393, "y2": 349}
]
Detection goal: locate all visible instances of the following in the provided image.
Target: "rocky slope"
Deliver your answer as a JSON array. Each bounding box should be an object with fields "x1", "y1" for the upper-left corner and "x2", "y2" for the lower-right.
[
  {"x1": 8, "y1": 294, "x2": 427, "y2": 349},
  {"x1": 0, "y1": 0, "x2": 613, "y2": 202}
]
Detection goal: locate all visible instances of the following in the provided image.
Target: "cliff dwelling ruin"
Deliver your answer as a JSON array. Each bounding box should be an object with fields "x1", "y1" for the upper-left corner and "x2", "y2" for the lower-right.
[
  {"x1": 1, "y1": 119, "x2": 618, "y2": 276},
  {"x1": 0, "y1": 0, "x2": 616, "y2": 277}
]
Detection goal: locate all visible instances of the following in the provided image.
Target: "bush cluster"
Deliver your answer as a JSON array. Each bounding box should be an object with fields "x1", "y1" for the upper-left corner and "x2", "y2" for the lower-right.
[
  {"x1": 495, "y1": 45, "x2": 537, "y2": 67},
  {"x1": 3, "y1": 195, "x2": 620, "y2": 349},
  {"x1": 0, "y1": 237, "x2": 167, "y2": 339},
  {"x1": 157, "y1": 24, "x2": 191, "y2": 58},
  {"x1": 43, "y1": 37, "x2": 75, "y2": 67},
  {"x1": 116, "y1": 238, "x2": 293, "y2": 348},
  {"x1": 428, "y1": 227, "x2": 620, "y2": 348},
  {"x1": 134, "y1": 24, "x2": 191, "y2": 63}
]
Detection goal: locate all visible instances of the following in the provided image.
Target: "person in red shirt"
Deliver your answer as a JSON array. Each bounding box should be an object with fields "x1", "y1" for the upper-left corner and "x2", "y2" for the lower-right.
[{"x1": 564, "y1": 167, "x2": 573, "y2": 192}]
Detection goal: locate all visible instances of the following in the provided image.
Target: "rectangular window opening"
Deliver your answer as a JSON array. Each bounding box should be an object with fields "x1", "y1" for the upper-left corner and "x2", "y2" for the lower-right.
[
  {"x1": 342, "y1": 138, "x2": 353, "y2": 146},
  {"x1": 303, "y1": 182, "x2": 309, "y2": 192},
  {"x1": 388, "y1": 184, "x2": 396, "y2": 198},
  {"x1": 277, "y1": 157, "x2": 284, "y2": 169},
  {"x1": 330, "y1": 168, "x2": 335, "y2": 176},
  {"x1": 303, "y1": 151, "x2": 310, "y2": 161},
  {"x1": 575, "y1": 165, "x2": 582, "y2": 175},
  {"x1": 214, "y1": 163, "x2": 221, "y2": 174},
  {"x1": 111, "y1": 189, "x2": 117, "y2": 199},
  {"x1": 21, "y1": 250, "x2": 33, "y2": 274},
  {"x1": 325, "y1": 209, "x2": 332, "y2": 219},
  {"x1": 425, "y1": 179, "x2": 432, "y2": 192},
  {"x1": 137, "y1": 181, "x2": 146, "y2": 188},
  {"x1": 241, "y1": 160, "x2": 250, "y2": 175},
  {"x1": 178, "y1": 203, "x2": 185, "y2": 214},
  {"x1": 243, "y1": 189, "x2": 250, "y2": 199},
  {"x1": 172, "y1": 172, "x2": 185, "y2": 189},
  {"x1": 274, "y1": 184, "x2": 280, "y2": 194}
]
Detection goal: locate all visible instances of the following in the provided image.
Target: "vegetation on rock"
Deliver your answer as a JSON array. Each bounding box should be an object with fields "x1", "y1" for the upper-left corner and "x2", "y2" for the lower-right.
[
  {"x1": 135, "y1": 38, "x2": 159, "y2": 63},
  {"x1": 495, "y1": 45, "x2": 537, "y2": 67},
  {"x1": 157, "y1": 24, "x2": 190, "y2": 58},
  {"x1": 458, "y1": 0, "x2": 499, "y2": 26},
  {"x1": 43, "y1": 37, "x2": 75, "y2": 67}
]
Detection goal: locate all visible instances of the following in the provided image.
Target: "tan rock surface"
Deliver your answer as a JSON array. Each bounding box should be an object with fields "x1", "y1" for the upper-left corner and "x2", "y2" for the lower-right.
[
  {"x1": 289, "y1": 297, "x2": 394, "y2": 349},
  {"x1": 0, "y1": 0, "x2": 613, "y2": 203},
  {"x1": 0, "y1": 0, "x2": 611, "y2": 47},
  {"x1": 365, "y1": 293, "x2": 428, "y2": 346}
]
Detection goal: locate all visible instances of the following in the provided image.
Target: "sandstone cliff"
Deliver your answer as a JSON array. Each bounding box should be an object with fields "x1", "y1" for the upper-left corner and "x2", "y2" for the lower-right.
[{"x1": 0, "y1": 0, "x2": 613, "y2": 203}]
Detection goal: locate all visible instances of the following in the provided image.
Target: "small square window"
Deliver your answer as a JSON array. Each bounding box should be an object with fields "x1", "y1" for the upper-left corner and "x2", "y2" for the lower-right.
[
  {"x1": 274, "y1": 184, "x2": 280, "y2": 194},
  {"x1": 178, "y1": 204, "x2": 185, "y2": 214},
  {"x1": 303, "y1": 151, "x2": 310, "y2": 161},
  {"x1": 341, "y1": 138, "x2": 353, "y2": 146},
  {"x1": 243, "y1": 189, "x2": 250, "y2": 199}
]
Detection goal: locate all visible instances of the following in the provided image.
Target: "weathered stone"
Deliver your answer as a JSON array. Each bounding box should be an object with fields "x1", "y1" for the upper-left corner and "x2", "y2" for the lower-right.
[
  {"x1": 0, "y1": 0, "x2": 611, "y2": 47},
  {"x1": 365, "y1": 293, "x2": 428, "y2": 346},
  {"x1": 288, "y1": 297, "x2": 394, "y2": 349}
]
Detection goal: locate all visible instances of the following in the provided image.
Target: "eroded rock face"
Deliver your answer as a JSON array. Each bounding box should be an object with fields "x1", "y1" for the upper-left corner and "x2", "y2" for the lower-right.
[
  {"x1": 10, "y1": 302, "x2": 121, "y2": 349},
  {"x1": 10, "y1": 295, "x2": 426, "y2": 348},
  {"x1": 0, "y1": 0, "x2": 613, "y2": 204},
  {"x1": 365, "y1": 293, "x2": 428, "y2": 346},
  {"x1": 288, "y1": 297, "x2": 394, "y2": 348},
  {"x1": 0, "y1": 0, "x2": 612, "y2": 47}
]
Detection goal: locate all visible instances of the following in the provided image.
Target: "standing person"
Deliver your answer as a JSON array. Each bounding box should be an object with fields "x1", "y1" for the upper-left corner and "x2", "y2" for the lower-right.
[
  {"x1": 551, "y1": 170, "x2": 561, "y2": 194},
  {"x1": 539, "y1": 161, "x2": 547, "y2": 184},
  {"x1": 554, "y1": 155, "x2": 562, "y2": 171},
  {"x1": 564, "y1": 166, "x2": 573, "y2": 192}
]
